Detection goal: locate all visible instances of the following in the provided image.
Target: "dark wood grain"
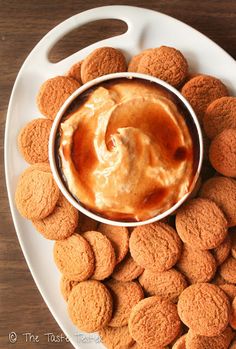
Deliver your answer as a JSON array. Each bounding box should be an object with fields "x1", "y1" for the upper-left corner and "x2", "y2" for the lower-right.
[{"x1": 0, "y1": 0, "x2": 235, "y2": 348}]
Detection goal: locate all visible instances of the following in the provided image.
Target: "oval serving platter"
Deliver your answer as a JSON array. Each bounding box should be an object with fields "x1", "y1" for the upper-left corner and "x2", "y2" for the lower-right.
[{"x1": 4, "y1": 5, "x2": 236, "y2": 349}]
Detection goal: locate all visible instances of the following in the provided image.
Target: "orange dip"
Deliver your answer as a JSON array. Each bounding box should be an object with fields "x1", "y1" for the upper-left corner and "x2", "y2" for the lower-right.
[{"x1": 59, "y1": 78, "x2": 194, "y2": 221}]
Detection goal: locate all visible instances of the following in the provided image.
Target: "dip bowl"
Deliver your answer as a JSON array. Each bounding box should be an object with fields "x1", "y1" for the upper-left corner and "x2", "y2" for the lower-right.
[{"x1": 49, "y1": 72, "x2": 203, "y2": 227}]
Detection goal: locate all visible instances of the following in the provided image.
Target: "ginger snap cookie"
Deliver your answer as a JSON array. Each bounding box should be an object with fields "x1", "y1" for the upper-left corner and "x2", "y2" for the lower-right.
[
  {"x1": 67, "y1": 60, "x2": 83, "y2": 84},
  {"x1": 112, "y1": 253, "x2": 144, "y2": 282},
  {"x1": 15, "y1": 167, "x2": 59, "y2": 220},
  {"x1": 176, "y1": 244, "x2": 216, "y2": 284},
  {"x1": 137, "y1": 46, "x2": 188, "y2": 87},
  {"x1": 37, "y1": 76, "x2": 80, "y2": 120},
  {"x1": 176, "y1": 198, "x2": 228, "y2": 250},
  {"x1": 68, "y1": 280, "x2": 113, "y2": 332},
  {"x1": 186, "y1": 327, "x2": 234, "y2": 349},
  {"x1": 128, "y1": 49, "x2": 152, "y2": 72},
  {"x1": 18, "y1": 118, "x2": 53, "y2": 164},
  {"x1": 203, "y1": 96, "x2": 236, "y2": 139},
  {"x1": 82, "y1": 231, "x2": 116, "y2": 280},
  {"x1": 98, "y1": 223, "x2": 129, "y2": 264},
  {"x1": 129, "y1": 296, "x2": 181, "y2": 348},
  {"x1": 172, "y1": 334, "x2": 187, "y2": 349},
  {"x1": 181, "y1": 75, "x2": 228, "y2": 121},
  {"x1": 219, "y1": 256, "x2": 236, "y2": 284},
  {"x1": 81, "y1": 47, "x2": 127, "y2": 84},
  {"x1": 177, "y1": 283, "x2": 230, "y2": 336},
  {"x1": 32, "y1": 193, "x2": 78, "y2": 240},
  {"x1": 60, "y1": 275, "x2": 78, "y2": 302},
  {"x1": 54, "y1": 233, "x2": 94, "y2": 281},
  {"x1": 105, "y1": 279, "x2": 144, "y2": 327},
  {"x1": 199, "y1": 176, "x2": 236, "y2": 227},
  {"x1": 212, "y1": 235, "x2": 231, "y2": 266},
  {"x1": 76, "y1": 212, "x2": 98, "y2": 233},
  {"x1": 209, "y1": 128, "x2": 236, "y2": 177},
  {"x1": 99, "y1": 326, "x2": 135, "y2": 349},
  {"x1": 129, "y1": 223, "x2": 182, "y2": 272},
  {"x1": 220, "y1": 284, "x2": 236, "y2": 302},
  {"x1": 139, "y1": 268, "x2": 187, "y2": 302}
]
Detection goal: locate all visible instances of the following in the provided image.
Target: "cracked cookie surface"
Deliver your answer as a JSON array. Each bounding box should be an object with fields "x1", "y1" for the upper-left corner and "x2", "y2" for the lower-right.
[
  {"x1": 37, "y1": 76, "x2": 80, "y2": 119},
  {"x1": 105, "y1": 279, "x2": 144, "y2": 327},
  {"x1": 32, "y1": 193, "x2": 78, "y2": 240},
  {"x1": 129, "y1": 296, "x2": 181, "y2": 348},
  {"x1": 54, "y1": 233, "x2": 95, "y2": 281},
  {"x1": 176, "y1": 198, "x2": 228, "y2": 250},
  {"x1": 139, "y1": 268, "x2": 187, "y2": 302},
  {"x1": 129, "y1": 223, "x2": 182, "y2": 272},
  {"x1": 15, "y1": 167, "x2": 59, "y2": 220},
  {"x1": 18, "y1": 118, "x2": 53, "y2": 164},
  {"x1": 178, "y1": 283, "x2": 230, "y2": 336},
  {"x1": 68, "y1": 280, "x2": 113, "y2": 332},
  {"x1": 82, "y1": 230, "x2": 116, "y2": 280},
  {"x1": 176, "y1": 244, "x2": 216, "y2": 283},
  {"x1": 98, "y1": 223, "x2": 129, "y2": 264}
]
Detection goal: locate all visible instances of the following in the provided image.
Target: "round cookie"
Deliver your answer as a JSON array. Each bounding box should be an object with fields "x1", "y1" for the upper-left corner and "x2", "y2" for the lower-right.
[
  {"x1": 139, "y1": 268, "x2": 187, "y2": 302},
  {"x1": 173, "y1": 335, "x2": 187, "y2": 349},
  {"x1": 219, "y1": 256, "x2": 236, "y2": 284},
  {"x1": 32, "y1": 193, "x2": 78, "y2": 240},
  {"x1": 199, "y1": 176, "x2": 236, "y2": 227},
  {"x1": 82, "y1": 231, "x2": 116, "y2": 280},
  {"x1": 177, "y1": 283, "x2": 230, "y2": 336},
  {"x1": 186, "y1": 327, "x2": 233, "y2": 349},
  {"x1": 129, "y1": 223, "x2": 182, "y2": 272},
  {"x1": 18, "y1": 118, "x2": 53, "y2": 164},
  {"x1": 209, "y1": 128, "x2": 236, "y2": 177},
  {"x1": 15, "y1": 167, "x2": 59, "y2": 220},
  {"x1": 212, "y1": 235, "x2": 231, "y2": 266},
  {"x1": 203, "y1": 96, "x2": 236, "y2": 139},
  {"x1": 112, "y1": 253, "x2": 144, "y2": 282},
  {"x1": 68, "y1": 280, "x2": 113, "y2": 332},
  {"x1": 54, "y1": 233, "x2": 94, "y2": 281},
  {"x1": 60, "y1": 275, "x2": 78, "y2": 302},
  {"x1": 176, "y1": 244, "x2": 216, "y2": 284},
  {"x1": 137, "y1": 46, "x2": 188, "y2": 87},
  {"x1": 37, "y1": 76, "x2": 80, "y2": 120},
  {"x1": 128, "y1": 49, "x2": 152, "y2": 72},
  {"x1": 76, "y1": 212, "x2": 98, "y2": 233},
  {"x1": 98, "y1": 223, "x2": 129, "y2": 264},
  {"x1": 176, "y1": 198, "x2": 228, "y2": 250},
  {"x1": 181, "y1": 74, "x2": 228, "y2": 121},
  {"x1": 220, "y1": 284, "x2": 236, "y2": 302},
  {"x1": 129, "y1": 296, "x2": 181, "y2": 347},
  {"x1": 99, "y1": 326, "x2": 135, "y2": 349},
  {"x1": 81, "y1": 47, "x2": 127, "y2": 83},
  {"x1": 231, "y1": 228, "x2": 236, "y2": 259},
  {"x1": 105, "y1": 280, "x2": 144, "y2": 327},
  {"x1": 67, "y1": 60, "x2": 83, "y2": 84}
]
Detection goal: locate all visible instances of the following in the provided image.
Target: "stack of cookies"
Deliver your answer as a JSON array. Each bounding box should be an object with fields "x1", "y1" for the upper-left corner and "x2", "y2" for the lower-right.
[{"x1": 14, "y1": 44, "x2": 236, "y2": 349}]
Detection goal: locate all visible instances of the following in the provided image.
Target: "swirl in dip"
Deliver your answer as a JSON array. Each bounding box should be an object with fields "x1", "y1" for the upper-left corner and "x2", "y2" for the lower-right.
[{"x1": 58, "y1": 78, "x2": 195, "y2": 221}]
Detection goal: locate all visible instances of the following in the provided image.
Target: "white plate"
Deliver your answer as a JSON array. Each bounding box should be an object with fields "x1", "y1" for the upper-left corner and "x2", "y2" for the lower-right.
[{"x1": 5, "y1": 5, "x2": 236, "y2": 349}]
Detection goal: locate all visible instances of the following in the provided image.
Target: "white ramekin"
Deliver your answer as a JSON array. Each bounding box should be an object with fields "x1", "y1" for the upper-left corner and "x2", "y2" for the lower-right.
[{"x1": 49, "y1": 72, "x2": 203, "y2": 227}]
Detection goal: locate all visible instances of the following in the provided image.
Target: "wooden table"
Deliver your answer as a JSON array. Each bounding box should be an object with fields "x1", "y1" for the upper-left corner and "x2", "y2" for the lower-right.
[{"x1": 0, "y1": 1, "x2": 235, "y2": 348}]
